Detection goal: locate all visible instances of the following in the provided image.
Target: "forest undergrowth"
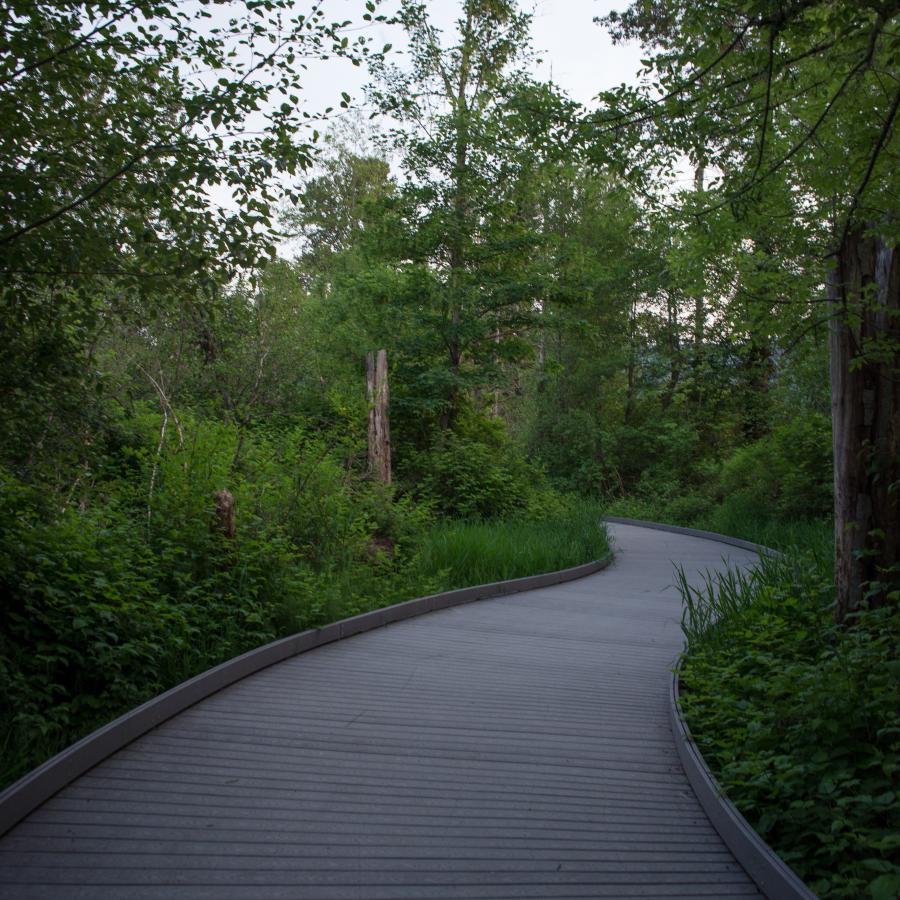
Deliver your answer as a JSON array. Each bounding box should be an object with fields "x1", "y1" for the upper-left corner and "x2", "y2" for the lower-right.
[
  {"x1": 677, "y1": 540, "x2": 900, "y2": 899},
  {"x1": 0, "y1": 412, "x2": 609, "y2": 791}
]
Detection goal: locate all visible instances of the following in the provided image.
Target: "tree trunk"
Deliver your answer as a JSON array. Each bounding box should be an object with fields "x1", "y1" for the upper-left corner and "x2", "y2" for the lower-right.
[
  {"x1": 828, "y1": 228, "x2": 900, "y2": 623},
  {"x1": 213, "y1": 489, "x2": 236, "y2": 539},
  {"x1": 660, "y1": 290, "x2": 682, "y2": 413},
  {"x1": 366, "y1": 349, "x2": 392, "y2": 485},
  {"x1": 690, "y1": 165, "x2": 706, "y2": 409}
]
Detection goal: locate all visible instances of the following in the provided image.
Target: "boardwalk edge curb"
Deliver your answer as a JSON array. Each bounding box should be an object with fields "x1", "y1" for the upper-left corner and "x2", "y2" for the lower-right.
[
  {"x1": 612, "y1": 517, "x2": 815, "y2": 899},
  {"x1": 604, "y1": 516, "x2": 781, "y2": 558},
  {"x1": 0, "y1": 553, "x2": 612, "y2": 838}
]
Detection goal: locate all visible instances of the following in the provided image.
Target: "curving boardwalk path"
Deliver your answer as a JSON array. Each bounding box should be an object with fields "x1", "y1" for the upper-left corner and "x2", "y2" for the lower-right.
[{"x1": 0, "y1": 523, "x2": 765, "y2": 899}]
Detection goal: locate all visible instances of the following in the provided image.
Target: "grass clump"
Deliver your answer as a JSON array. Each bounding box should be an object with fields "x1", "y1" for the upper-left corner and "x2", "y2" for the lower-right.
[
  {"x1": 417, "y1": 499, "x2": 610, "y2": 589},
  {"x1": 678, "y1": 549, "x2": 900, "y2": 899}
]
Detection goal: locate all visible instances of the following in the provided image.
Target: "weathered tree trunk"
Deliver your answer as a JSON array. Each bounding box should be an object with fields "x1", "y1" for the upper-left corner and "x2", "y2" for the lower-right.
[
  {"x1": 213, "y1": 489, "x2": 236, "y2": 539},
  {"x1": 660, "y1": 289, "x2": 682, "y2": 413},
  {"x1": 690, "y1": 165, "x2": 706, "y2": 408},
  {"x1": 828, "y1": 228, "x2": 900, "y2": 623},
  {"x1": 366, "y1": 349, "x2": 391, "y2": 485}
]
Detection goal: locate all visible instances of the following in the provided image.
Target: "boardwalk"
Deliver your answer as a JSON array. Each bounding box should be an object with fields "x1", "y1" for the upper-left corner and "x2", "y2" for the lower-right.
[{"x1": 0, "y1": 523, "x2": 764, "y2": 899}]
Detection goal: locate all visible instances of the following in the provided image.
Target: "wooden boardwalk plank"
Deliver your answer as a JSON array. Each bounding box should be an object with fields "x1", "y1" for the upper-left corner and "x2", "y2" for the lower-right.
[{"x1": 0, "y1": 523, "x2": 765, "y2": 899}]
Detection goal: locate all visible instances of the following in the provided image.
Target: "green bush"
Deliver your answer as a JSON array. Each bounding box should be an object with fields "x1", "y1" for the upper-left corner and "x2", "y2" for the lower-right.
[
  {"x1": 0, "y1": 473, "x2": 195, "y2": 784},
  {"x1": 663, "y1": 491, "x2": 714, "y2": 525},
  {"x1": 679, "y1": 549, "x2": 900, "y2": 899},
  {"x1": 717, "y1": 413, "x2": 832, "y2": 520},
  {"x1": 603, "y1": 492, "x2": 660, "y2": 521},
  {"x1": 598, "y1": 414, "x2": 832, "y2": 550},
  {"x1": 0, "y1": 412, "x2": 436, "y2": 788},
  {"x1": 524, "y1": 407, "x2": 611, "y2": 495},
  {"x1": 0, "y1": 409, "x2": 611, "y2": 791},
  {"x1": 610, "y1": 421, "x2": 701, "y2": 493},
  {"x1": 411, "y1": 433, "x2": 536, "y2": 520}
]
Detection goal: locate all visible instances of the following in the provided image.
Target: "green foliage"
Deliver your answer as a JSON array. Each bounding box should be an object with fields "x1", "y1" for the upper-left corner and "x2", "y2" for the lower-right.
[
  {"x1": 363, "y1": 1, "x2": 579, "y2": 426},
  {"x1": 417, "y1": 499, "x2": 609, "y2": 588},
  {"x1": 0, "y1": 409, "x2": 409, "y2": 785},
  {"x1": 281, "y1": 141, "x2": 395, "y2": 277},
  {"x1": 0, "y1": 0, "x2": 384, "y2": 515},
  {"x1": 0, "y1": 398, "x2": 608, "y2": 790},
  {"x1": 0, "y1": 0, "x2": 381, "y2": 284},
  {"x1": 716, "y1": 414, "x2": 832, "y2": 521},
  {"x1": 604, "y1": 413, "x2": 832, "y2": 556},
  {"x1": 3, "y1": 8, "x2": 893, "y2": 892},
  {"x1": 679, "y1": 550, "x2": 900, "y2": 898},
  {"x1": 407, "y1": 418, "x2": 553, "y2": 519}
]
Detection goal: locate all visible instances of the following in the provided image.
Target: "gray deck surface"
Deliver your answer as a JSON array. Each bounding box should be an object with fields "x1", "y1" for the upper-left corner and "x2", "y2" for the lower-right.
[{"x1": 0, "y1": 523, "x2": 764, "y2": 899}]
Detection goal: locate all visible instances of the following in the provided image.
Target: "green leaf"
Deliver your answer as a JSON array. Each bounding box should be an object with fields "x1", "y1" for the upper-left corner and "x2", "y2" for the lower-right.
[{"x1": 870, "y1": 874, "x2": 900, "y2": 900}]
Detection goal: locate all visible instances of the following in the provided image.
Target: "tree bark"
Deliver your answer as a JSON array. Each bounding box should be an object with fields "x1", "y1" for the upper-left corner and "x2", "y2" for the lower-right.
[
  {"x1": 828, "y1": 227, "x2": 900, "y2": 623},
  {"x1": 366, "y1": 349, "x2": 392, "y2": 485},
  {"x1": 660, "y1": 290, "x2": 682, "y2": 413},
  {"x1": 690, "y1": 165, "x2": 706, "y2": 409},
  {"x1": 213, "y1": 489, "x2": 236, "y2": 539}
]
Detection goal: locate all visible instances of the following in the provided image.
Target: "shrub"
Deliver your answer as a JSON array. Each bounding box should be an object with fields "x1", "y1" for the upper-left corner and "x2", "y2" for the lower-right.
[
  {"x1": 678, "y1": 549, "x2": 900, "y2": 899},
  {"x1": 411, "y1": 433, "x2": 536, "y2": 520},
  {"x1": 524, "y1": 407, "x2": 611, "y2": 495},
  {"x1": 0, "y1": 411, "x2": 610, "y2": 791},
  {"x1": 663, "y1": 491, "x2": 714, "y2": 525},
  {"x1": 717, "y1": 413, "x2": 832, "y2": 520}
]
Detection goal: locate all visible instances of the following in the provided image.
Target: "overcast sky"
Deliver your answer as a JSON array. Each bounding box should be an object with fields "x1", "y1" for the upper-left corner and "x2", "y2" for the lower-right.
[{"x1": 299, "y1": 0, "x2": 646, "y2": 115}]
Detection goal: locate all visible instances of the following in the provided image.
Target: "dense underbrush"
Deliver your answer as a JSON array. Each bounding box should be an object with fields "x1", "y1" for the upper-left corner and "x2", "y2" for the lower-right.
[
  {"x1": 603, "y1": 415, "x2": 832, "y2": 551},
  {"x1": 678, "y1": 548, "x2": 900, "y2": 899},
  {"x1": 0, "y1": 413, "x2": 608, "y2": 790}
]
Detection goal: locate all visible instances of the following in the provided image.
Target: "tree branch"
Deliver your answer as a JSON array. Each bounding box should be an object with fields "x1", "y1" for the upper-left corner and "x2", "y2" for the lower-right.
[
  {"x1": 0, "y1": 1, "x2": 142, "y2": 88},
  {"x1": 839, "y1": 80, "x2": 900, "y2": 246}
]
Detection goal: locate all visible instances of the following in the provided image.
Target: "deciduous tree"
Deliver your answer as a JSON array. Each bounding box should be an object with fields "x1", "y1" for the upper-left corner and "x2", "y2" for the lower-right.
[{"x1": 598, "y1": 0, "x2": 900, "y2": 620}]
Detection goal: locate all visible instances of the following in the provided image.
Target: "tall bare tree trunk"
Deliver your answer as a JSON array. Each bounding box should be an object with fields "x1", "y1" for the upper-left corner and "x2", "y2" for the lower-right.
[
  {"x1": 661, "y1": 290, "x2": 682, "y2": 413},
  {"x1": 690, "y1": 164, "x2": 706, "y2": 409},
  {"x1": 213, "y1": 489, "x2": 236, "y2": 539},
  {"x1": 366, "y1": 349, "x2": 391, "y2": 485},
  {"x1": 828, "y1": 228, "x2": 900, "y2": 623}
]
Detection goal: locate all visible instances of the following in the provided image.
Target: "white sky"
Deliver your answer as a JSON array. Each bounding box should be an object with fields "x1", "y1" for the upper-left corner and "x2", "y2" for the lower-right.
[
  {"x1": 298, "y1": 0, "x2": 646, "y2": 114},
  {"x1": 530, "y1": 0, "x2": 647, "y2": 104}
]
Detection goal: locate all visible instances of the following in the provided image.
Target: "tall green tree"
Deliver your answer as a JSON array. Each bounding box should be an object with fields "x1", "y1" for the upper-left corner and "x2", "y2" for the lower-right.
[
  {"x1": 281, "y1": 139, "x2": 394, "y2": 284},
  {"x1": 366, "y1": 0, "x2": 575, "y2": 430},
  {"x1": 0, "y1": 0, "x2": 381, "y2": 484},
  {"x1": 599, "y1": 0, "x2": 900, "y2": 620}
]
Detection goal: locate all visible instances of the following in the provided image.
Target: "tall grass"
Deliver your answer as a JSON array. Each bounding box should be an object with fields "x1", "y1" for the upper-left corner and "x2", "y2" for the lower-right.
[
  {"x1": 677, "y1": 527, "x2": 833, "y2": 650},
  {"x1": 696, "y1": 496, "x2": 832, "y2": 554},
  {"x1": 417, "y1": 500, "x2": 610, "y2": 589},
  {"x1": 677, "y1": 560, "x2": 772, "y2": 651}
]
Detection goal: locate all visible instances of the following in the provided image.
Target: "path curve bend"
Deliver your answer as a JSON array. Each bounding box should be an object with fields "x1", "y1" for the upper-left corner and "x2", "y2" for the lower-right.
[{"x1": 1, "y1": 523, "x2": 771, "y2": 899}]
